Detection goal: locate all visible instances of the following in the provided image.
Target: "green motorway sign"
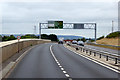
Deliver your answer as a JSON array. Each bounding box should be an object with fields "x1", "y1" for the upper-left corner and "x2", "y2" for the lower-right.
[{"x1": 48, "y1": 21, "x2": 63, "y2": 29}]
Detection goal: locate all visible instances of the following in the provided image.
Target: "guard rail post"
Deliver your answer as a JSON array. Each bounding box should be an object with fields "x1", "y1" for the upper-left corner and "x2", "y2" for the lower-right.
[
  {"x1": 106, "y1": 56, "x2": 108, "y2": 61},
  {"x1": 94, "y1": 52, "x2": 96, "y2": 56},
  {"x1": 76, "y1": 47, "x2": 79, "y2": 50},
  {"x1": 89, "y1": 51, "x2": 92, "y2": 55},
  {"x1": 80, "y1": 48, "x2": 82, "y2": 51},
  {"x1": 86, "y1": 50, "x2": 88, "y2": 54},
  {"x1": 83, "y1": 49, "x2": 85, "y2": 52},
  {"x1": 99, "y1": 54, "x2": 101, "y2": 58},
  {"x1": 115, "y1": 58, "x2": 117, "y2": 64},
  {"x1": 82, "y1": 48, "x2": 83, "y2": 52}
]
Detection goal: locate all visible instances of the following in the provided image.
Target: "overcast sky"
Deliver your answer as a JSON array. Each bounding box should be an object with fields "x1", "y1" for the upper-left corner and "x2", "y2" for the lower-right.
[{"x1": 0, "y1": 0, "x2": 119, "y2": 38}]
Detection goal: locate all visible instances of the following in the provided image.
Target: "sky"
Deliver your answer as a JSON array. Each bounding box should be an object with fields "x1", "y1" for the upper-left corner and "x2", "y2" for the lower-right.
[{"x1": 0, "y1": 0, "x2": 119, "y2": 38}]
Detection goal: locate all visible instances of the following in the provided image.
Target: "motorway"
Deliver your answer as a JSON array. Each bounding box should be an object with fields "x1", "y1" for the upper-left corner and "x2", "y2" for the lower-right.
[
  {"x1": 8, "y1": 43, "x2": 119, "y2": 79},
  {"x1": 84, "y1": 45, "x2": 119, "y2": 55}
]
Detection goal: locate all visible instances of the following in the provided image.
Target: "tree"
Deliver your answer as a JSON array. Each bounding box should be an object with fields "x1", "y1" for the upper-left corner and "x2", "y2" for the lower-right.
[
  {"x1": 41, "y1": 34, "x2": 49, "y2": 39},
  {"x1": 77, "y1": 39, "x2": 81, "y2": 41},
  {"x1": 0, "y1": 35, "x2": 2, "y2": 41},
  {"x1": 8, "y1": 35, "x2": 16, "y2": 40},
  {"x1": 49, "y1": 34, "x2": 58, "y2": 41},
  {"x1": 2, "y1": 36, "x2": 9, "y2": 41},
  {"x1": 21, "y1": 34, "x2": 38, "y2": 39},
  {"x1": 81, "y1": 37, "x2": 86, "y2": 42}
]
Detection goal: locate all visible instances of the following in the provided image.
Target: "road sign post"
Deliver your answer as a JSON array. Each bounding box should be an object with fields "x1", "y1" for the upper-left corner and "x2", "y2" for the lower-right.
[
  {"x1": 95, "y1": 23, "x2": 97, "y2": 43},
  {"x1": 17, "y1": 36, "x2": 21, "y2": 53},
  {"x1": 39, "y1": 23, "x2": 41, "y2": 39}
]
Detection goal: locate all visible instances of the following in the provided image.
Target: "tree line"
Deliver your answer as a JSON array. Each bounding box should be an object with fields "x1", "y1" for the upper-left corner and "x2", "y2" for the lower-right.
[{"x1": 0, "y1": 34, "x2": 58, "y2": 42}]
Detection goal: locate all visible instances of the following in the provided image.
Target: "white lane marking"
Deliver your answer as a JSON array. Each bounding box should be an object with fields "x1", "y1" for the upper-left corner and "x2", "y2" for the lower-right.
[
  {"x1": 63, "y1": 71, "x2": 67, "y2": 74},
  {"x1": 61, "y1": 68, "x2": 64, "y2": 71},
  {"x1": 58, "y1": 63, "x2": 60, "y2": 66},
  {"x1": 59, "y1": 66, "x2": 62, "y2": 68},
  {"x1": 65, "y1": 74, "x2": 70, "y2": 77},
  {"x1": 57, "y1": 62, "x2": 59, "y2": 64},
  {"x1": 64, "y1": 46, "x2": 120, "y2": 73},
  {"x1": 50, "y1": 45, "x2": 71, "y2": 78},
  {"x1": 55, "y1": 60, "x2": 58, "y2": 62},
  {"x1": 69, "y1": 78, "x2": 72, "y2": 80},
  {"x1": 16, "y1": 48, "x2": 29, "y2": 62},
  {"x1": 15, "y1": 45, "x2": 38, "y2": 62}
]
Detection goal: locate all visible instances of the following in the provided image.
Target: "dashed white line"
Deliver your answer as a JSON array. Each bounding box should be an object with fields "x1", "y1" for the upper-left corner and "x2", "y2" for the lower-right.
[
  {"x1": 63, "y1": 71, "x2": 67, "y2": 74},
  {"x1": 57, "y1": 62, "x2": 59, "y2": 64},
  {"x1": 50, "y1": 45, "x2": 71, "y2": 79},
  {"x1": 59, "y1": 66, "x2": 62, "y2": 68},
  {"x1": 61, "y1": 68, "x2": 64, "y2": 71},
  {"x1": 65, "y1": 74, "x2": 70, "y2": 77},
  {"x1": 58, "y1": 63, "x2": 61, "y2": 66},
  {"x1": 54, "y1": 59, "x2": 57, "y2": 61}
]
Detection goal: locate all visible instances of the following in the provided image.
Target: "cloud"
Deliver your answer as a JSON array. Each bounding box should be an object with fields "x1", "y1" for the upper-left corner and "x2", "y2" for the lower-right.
[
  {"x1": 1, "y1": 0, "x2": 119, "y2": 2},
  {"x1": 1, "y1": 1, "x2": 118, "y2": 38}
]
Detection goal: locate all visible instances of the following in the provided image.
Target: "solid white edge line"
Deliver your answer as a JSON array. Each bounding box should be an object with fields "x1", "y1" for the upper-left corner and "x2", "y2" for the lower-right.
[{"x1": 64, "y1": 45, "x2": 120, "y2": 73}]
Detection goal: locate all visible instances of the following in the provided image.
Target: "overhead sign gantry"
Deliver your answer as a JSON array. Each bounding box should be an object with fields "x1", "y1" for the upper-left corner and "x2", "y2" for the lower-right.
[{"x1": 39, "y1": 21, "x2": 97, "y2": 42}]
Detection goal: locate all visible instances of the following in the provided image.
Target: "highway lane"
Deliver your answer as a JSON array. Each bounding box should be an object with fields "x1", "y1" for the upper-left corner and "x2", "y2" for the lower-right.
[
  {"x1": 52, "y1": 44, "x2": 118, "y2": 78},
  {"x1": 8, "y1": 43, "x2": 118, "y2": 79},
  {"x1": 84, "y1": 45, "x2": 119, "y2": 55},
  {"x1": 8, "y1": 43, "x2": 66, "y2": 78}
]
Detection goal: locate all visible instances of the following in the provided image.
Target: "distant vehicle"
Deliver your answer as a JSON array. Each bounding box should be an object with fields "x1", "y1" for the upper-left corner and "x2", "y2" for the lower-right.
[
  {"x1": 77, "y1": 41, "x2": 84, "y2": 46},
  {"x1": 85, "y1": 40, "x2": 89, "y2": 43},
  {"x1": 58, "y1": 41, "x2": 63, "y2": 44},
  {"x1": 66, "y1": 41, "x2": 71, "y2": 45},
  {"x1": 72, "y1": 40, "x2": 77, "y2": 44}
]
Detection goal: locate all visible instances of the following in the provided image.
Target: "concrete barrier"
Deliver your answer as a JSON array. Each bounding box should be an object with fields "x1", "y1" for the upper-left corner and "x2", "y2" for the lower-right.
[{"x1": 0, "y1": 39, "x2": 51, "y2": 63}]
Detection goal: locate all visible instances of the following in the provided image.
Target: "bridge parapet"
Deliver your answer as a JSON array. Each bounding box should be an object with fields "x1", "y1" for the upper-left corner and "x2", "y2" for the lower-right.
[{"x1": 0, "y1": 39, "x2": 51, "y2": 63}]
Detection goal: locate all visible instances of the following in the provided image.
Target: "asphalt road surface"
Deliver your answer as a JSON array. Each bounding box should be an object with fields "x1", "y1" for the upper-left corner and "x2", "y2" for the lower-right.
[
  {"x1": 84, "y1": 45, "x2": 119, "y2": 55},
  {"x1": 8, "y1": 43, "x2": 119, "y2": 79}
]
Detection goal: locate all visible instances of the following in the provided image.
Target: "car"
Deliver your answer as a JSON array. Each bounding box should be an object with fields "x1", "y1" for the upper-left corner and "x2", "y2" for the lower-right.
[
  {"x1": 58, "y1": 41, "x2": 63, "y2": 44},
  {"x1": 72, "y1": 40, "x2": 77, "y2": 44},
  {"x1": 77, "y1": 41, "x2": 84, "y2": 46}
]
